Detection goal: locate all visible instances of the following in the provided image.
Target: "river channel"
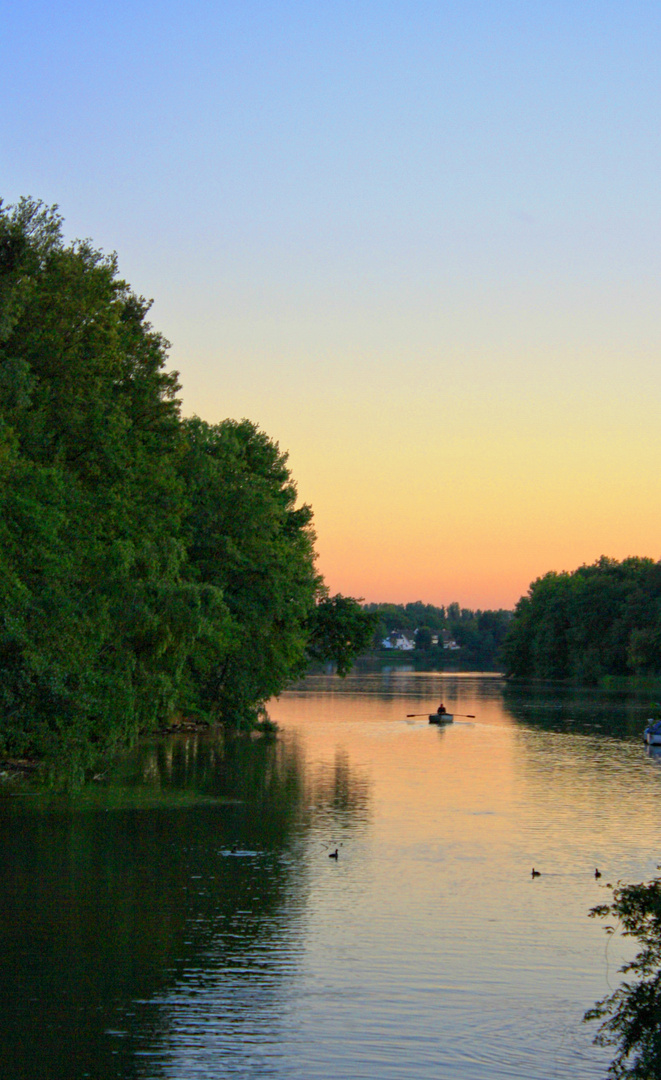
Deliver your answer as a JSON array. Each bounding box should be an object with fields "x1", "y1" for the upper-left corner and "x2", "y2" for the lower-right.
[{"x1": 2, "y1": 671, "x2": 661, "y2": 1079}]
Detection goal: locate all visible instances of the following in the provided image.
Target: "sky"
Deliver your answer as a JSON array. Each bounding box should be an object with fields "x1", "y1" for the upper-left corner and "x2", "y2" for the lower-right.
[{"x1": 3, "y1": 1, "x2": 661, "y2": 609}]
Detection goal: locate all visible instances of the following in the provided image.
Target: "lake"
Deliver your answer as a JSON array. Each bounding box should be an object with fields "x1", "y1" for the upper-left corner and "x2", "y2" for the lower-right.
[{"x1": 2, "y1": 671, "x2": 660, "y2": 1079}]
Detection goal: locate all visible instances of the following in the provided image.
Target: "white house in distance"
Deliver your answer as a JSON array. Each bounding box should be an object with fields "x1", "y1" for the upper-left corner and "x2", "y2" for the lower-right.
[
  {"x1": 381, "y1": 629, "x2": 461, "y2": 652},
  {"x1": 382, "y1": 633, "x2": 415, "y2": 651}
]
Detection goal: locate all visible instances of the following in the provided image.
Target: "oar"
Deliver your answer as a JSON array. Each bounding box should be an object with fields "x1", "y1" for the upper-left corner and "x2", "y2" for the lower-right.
[{"x1": 406, "y1": 712, "x2": 476, "y2": 718}]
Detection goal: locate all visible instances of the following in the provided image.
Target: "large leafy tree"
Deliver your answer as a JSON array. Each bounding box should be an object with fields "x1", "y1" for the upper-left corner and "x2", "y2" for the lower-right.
[
  {"x1": 0, "y1": 198, "x2": 375, "y2": 759},
  {"x1": 0, "y1": 198, "x2": 209, "y2": 757},
  {"x1": 178, "y1": 416, "x2": 321, "y2": 723},
  {"x1": 502, "y1": 556, "x2": 661, "y2": 682}
]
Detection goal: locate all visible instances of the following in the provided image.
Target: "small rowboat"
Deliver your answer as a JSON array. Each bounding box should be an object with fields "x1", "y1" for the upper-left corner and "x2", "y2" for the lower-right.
[
  {"x1": 429, "y1": 713, "x2": 453, "y2": 725},
  {"x1": 644, "y1": 721, "x2": 661, "y2": 746}
]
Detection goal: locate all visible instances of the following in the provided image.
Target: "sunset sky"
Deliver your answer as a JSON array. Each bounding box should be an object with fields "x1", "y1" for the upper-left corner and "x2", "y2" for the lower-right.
[{"x1": 3, "y1": 1, "x2": 661, "y2": 609}]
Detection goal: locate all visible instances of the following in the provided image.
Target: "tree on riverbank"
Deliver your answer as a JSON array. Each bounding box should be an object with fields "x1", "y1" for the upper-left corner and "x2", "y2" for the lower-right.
[
  {"x1": 585, "y1": 874, "x2": 661, "y2": 1078},
  {"x1": 0, "y1": 198, "x2": 373, "y2": 759},
  {"x1": 178, "y1": 415, "x2": 320, "y2": 725},
  {"x1": 307, "y1": 594, "x2": 376, "y2": 675},
  {"x1": 502, "y1": 557, "x2": 661, "y2": 682}
]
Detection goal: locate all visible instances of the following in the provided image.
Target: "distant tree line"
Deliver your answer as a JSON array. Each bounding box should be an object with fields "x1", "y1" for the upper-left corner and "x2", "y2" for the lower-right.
[
  {"x1": 364, "y1": 601, "x2": 512, "y2": 668},
  {"x1": 502, "y1": 556, "x2": 661, "y2": 682},
  {"x1": 0, "y1": 198, "x2": 374, "y2": 762}
]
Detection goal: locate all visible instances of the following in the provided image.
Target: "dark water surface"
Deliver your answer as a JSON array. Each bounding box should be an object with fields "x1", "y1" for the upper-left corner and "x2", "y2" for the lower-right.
[{"x1": 2, "y1": 672, "x2": 661, "y2": 1079}]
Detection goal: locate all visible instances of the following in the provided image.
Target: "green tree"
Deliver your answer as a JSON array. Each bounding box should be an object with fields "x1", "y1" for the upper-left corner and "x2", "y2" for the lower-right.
[
  {"x1": 414, "y1": 626, "x2": 433, "y2": 651},
  {"x1": 503, "y1": 557, "x2": 661, "y2": 683},
  {"x1": 307, "y1": 594, "x2": 377, "y2": 674},
  {"x1": 0, "y1": 198, "x2": 198, "y2": 757},
  {"x1": 585, "y1": 874, "x2": 661, "y2": 1078},
  {"x1": 0, "y1": 197, "x2": 376, "y2": 758},
  {"x1": 178, "y1": 416, "x2": 320, "y2": 725}
]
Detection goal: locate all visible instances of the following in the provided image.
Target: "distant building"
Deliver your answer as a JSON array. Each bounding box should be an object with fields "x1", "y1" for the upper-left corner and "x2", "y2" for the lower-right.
[
  {"x1": 441, "y1": 630, "x2": 460, "y2": 651},
  {"x1": 382, "y1": 633, "x2": 416, "y2": 651}
]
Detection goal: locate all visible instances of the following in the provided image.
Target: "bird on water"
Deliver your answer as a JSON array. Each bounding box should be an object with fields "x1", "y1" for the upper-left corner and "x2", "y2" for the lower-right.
[
  {"x1": 595, "y1": 868, "x2": 601, "y2": 879},
  {"x1": 531, "y1": 868, "x2": 541, "y2": 878},
  {"x1": 329, "y1": 848, "x2": 339, "y2": 859}
]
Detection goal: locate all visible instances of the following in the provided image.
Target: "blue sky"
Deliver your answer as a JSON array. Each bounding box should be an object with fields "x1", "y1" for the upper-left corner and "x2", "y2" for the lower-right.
[{"x1": 3, "y1": 2, "x2": 661, "y2": 605}]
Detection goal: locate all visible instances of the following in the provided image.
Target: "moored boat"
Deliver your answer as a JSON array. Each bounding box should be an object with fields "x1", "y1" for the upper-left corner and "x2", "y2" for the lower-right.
[
  {"x1": 643, "y1": 720, "x2": 661, "y2": 745},
  {"x1": 429, "y1": 713, "x2": 453, "y2": 724}
]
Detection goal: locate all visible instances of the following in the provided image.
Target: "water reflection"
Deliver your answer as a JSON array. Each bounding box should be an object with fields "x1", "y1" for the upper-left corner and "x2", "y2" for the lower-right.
[
  {"x1": 0, "y1": 731, "x2": 370, "y2": 1080},
  {"x1": 502, "y1": 681, "x2": 653, "y2": 740},
  {"x1": 304, "y1": 749, "x2": 371, "y2": 831},
  {"x1": 286, "y1": 670, "x2": 505, "y2": 713},
  {"x1": 5, "y1": 674, "x2": 661, "y2": 1080}
]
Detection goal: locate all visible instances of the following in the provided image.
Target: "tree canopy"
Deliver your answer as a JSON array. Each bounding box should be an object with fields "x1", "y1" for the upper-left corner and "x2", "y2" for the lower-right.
[
  {"x1": 502, "y1": 557, "x2": 661, "y2": 682},
  {"x1": 0, "y1": 198, "x2": 374, "y2": 760}
]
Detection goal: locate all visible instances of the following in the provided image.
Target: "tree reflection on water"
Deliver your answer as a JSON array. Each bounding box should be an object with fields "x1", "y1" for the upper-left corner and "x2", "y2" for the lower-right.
[
  {"x1": 0, "y1": 731, "x2": 371, "y2": 1080},
  {"x1": 502, "y1": 681, "x2": 652, "y2": 741}
]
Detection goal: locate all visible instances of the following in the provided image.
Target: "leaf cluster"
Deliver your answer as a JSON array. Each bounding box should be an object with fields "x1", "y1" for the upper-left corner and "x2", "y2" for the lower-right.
[{"x1": 585, "y1": 875, "x2": 661, "y2": 1078}]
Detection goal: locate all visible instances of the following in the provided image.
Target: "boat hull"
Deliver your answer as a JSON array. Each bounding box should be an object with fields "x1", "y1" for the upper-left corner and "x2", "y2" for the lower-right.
[
  {"x1": 644, "y1": 728, "x2": 661, "y2": 746},
  {"x1": 429, "y1": 714, "x2": 453, "y2": 724}
]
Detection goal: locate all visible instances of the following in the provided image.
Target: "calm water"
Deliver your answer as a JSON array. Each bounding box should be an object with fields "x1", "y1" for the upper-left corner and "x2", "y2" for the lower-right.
[{"x1": 2, "y1": 672, "x2": 661, "y2": 1079}]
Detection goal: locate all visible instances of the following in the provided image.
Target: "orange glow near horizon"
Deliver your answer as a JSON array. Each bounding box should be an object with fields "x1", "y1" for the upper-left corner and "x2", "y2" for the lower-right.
[
  {"x1": 181, "y1": 367, "x2": 661, "y2": 611},
  {"x1": 277, "y1": 404, "x2": 661, "y2": 610},
  {"x1": 175, "y1": 267, "x2": 661, "y2": 612}
]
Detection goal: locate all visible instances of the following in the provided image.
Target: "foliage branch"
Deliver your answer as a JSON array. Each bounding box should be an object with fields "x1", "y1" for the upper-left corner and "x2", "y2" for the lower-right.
[{"x1": 585, "y1": 874, "x2": 661, "y2": 1079}]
